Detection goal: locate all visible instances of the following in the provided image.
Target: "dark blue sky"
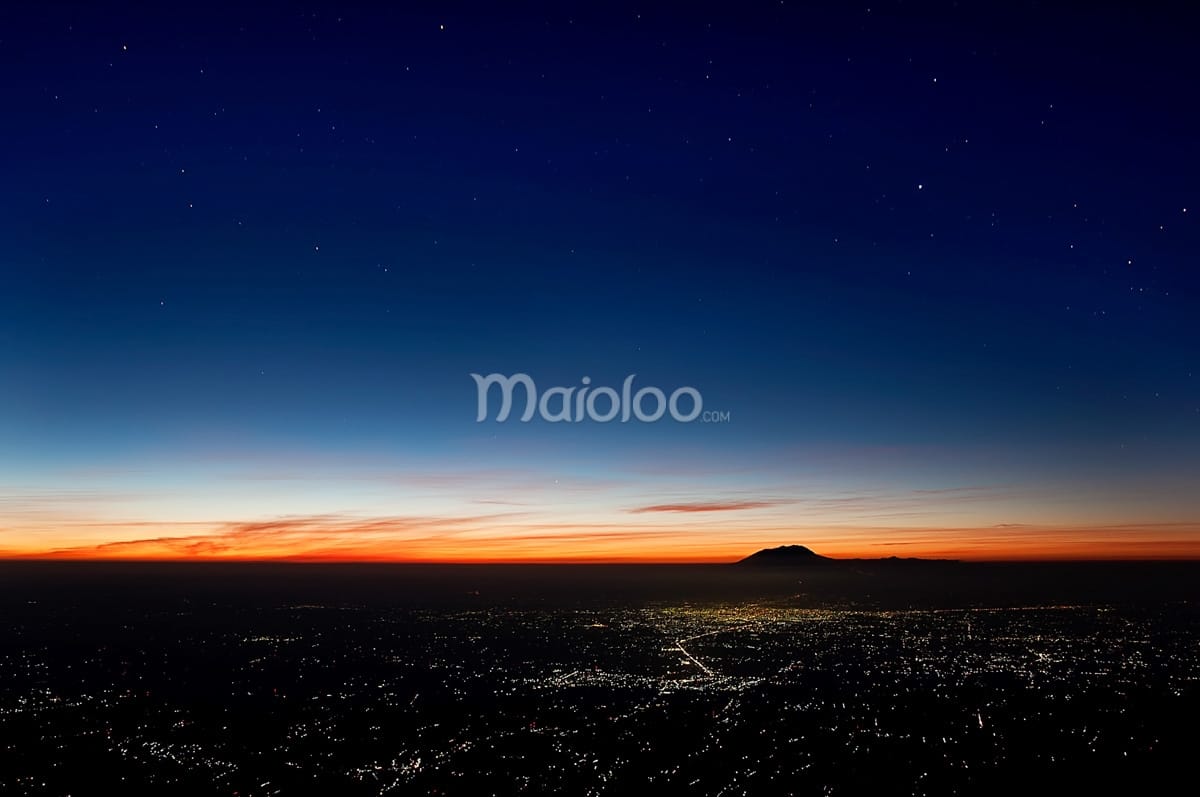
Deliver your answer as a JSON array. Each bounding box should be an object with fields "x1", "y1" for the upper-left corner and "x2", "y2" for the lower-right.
[{"x1": 2, "y1": 2, "x2": 1197, "y2": 560}]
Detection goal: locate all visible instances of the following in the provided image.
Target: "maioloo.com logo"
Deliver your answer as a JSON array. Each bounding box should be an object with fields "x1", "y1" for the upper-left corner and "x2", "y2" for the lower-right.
[{"x1": 470, "y1": 373, "x2": 730, "y2": 423}]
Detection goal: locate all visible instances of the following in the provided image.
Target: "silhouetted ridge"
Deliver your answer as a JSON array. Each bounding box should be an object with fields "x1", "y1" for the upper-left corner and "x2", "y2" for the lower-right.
[
  {"x1": 736, "y1": 545, "x2": 958, "y2": 565},
  {"x1": 738, "y1": 545, "x2": 834, "y2": 565}
]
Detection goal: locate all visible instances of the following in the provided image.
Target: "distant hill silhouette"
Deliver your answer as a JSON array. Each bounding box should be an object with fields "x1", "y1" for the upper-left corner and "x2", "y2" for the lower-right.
[
  {"x1": 738, "y1": 545, "x2": 834, "y2": 565},
  {"x1": 737, "y1": 545, "x2": 956, "y2": 566}
]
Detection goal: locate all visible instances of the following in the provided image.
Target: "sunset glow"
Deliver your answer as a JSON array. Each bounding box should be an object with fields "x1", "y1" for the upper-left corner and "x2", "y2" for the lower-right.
[{"x1": 5, "y1": 448, "x2": 1197, "y2": 561}]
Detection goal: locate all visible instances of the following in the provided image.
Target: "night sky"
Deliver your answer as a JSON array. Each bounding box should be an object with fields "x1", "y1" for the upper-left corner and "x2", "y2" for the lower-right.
[{"x1": 3, "y1": 2, "x2": 1198, "y2": 560}]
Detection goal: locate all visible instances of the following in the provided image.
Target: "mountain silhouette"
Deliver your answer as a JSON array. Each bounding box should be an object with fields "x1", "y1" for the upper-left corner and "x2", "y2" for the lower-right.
[
  {"x1": 737, "y1": 545, "x2": 835, "y2": 565},
  {"x1": 737, "y1": 545, "x2": 956, "y2": 566}
]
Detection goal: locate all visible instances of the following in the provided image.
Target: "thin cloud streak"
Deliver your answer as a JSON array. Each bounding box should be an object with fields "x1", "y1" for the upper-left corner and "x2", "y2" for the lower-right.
[{"x1": 629, "y1": 500, "x2": 786, "y2": 514}]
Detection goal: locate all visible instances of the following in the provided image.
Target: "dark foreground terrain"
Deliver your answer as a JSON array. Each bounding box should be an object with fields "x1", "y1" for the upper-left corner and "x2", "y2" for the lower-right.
[{"x1": 0, "y1": 562, "x2": 1197, "y2": 795}]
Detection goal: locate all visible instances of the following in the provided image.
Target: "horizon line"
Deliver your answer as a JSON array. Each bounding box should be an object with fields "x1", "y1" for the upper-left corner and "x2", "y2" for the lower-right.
[{"x1": 4, "y1": 555, "x2": 1200, "y2": 565}]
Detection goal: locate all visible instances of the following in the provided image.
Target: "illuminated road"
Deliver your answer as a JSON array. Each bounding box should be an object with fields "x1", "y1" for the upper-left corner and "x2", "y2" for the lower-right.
[{"x1": 674, "y1": 623, "x2": 760, "y2": 677}]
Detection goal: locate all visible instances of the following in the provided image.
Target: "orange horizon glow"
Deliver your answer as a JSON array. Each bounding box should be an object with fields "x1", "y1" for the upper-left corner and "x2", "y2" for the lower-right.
[
  {"x1": 3, "y1": 522, "x2": 1198, "y2": 563},
  {"x1": 5, "y1": 553, "x2": 1200, "y2": 563},
  {"x1": 6, "y1": 462, "x2": 1199, "y2": 565}
]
